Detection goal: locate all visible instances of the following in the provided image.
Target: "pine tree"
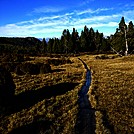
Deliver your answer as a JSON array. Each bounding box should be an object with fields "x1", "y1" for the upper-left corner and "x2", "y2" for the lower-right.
[
  {"x1": 110, "y1": 17, "x2": 126, "y2": 52},
  {"x1": 128, "y1": 21, "x2": 134, "y2": 35},
  {"x1": 89, "y1": 27, "x2": 96, "y2": 51},
  {"x1": 71, "y1": 28, "x2": 79, "y2": 53},
  {"x1": 95, "y1": 30, "x2": 102, "y2": 52},
  {"x1": 62, "y1": 29, "x2": 72, "y2": 53},
  {"x1": 119, "y1": 16, "x2": 127, "y2": 33},
  {"x1": 42, "y1": 38, "x2": 47, "y2": 53},
  {"x1": 80, "y1": 30, "x2": 87, "y2": 52},
  {"x1": 47, "y1": 38, "x2": 54, "y2": 53},
  {"x1": 127, "y1": 21, "x2": 134, "y2": 53}
]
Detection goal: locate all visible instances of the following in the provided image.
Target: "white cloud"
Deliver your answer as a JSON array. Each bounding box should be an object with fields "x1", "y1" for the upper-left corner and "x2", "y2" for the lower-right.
[
  {"x1": 80, "y1": 0, "x2": 95, "y2": 6},
  {"x1": 33, "y1": 6, "x2": 64, "y2": 13},
  {"x1": 122, "y1": 10, "x2": 134, "y2": 22},
  {"x1": 77, "y1": 8, "x2": 113, "y2": 15},
  {"x1": 0, "y1": 6, "x2": 133, "y2": 38},
  {"x1": 77, "y1": 9, "x2": 93, "y2": 15}
]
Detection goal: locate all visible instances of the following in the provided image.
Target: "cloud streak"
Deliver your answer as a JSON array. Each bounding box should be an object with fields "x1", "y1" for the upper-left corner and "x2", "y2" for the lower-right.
[
  {"x1": 77, "y1": 8, "x2": 113, "y2": 15},
  {"x1": 0, "y1": 5, "x2": 134, "y2": 38},
  {"x1": 32, "y1": 6, "x2": 64, "y2": 13}
]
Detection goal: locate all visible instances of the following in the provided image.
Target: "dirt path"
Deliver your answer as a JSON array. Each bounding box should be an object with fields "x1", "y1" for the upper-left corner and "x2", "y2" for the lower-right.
[{"x1": 75, "y1": 58, "x2": 96, "y2": 134}]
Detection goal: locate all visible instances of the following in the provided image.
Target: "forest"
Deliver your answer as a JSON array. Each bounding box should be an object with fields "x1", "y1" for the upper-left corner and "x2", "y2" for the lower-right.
[{"x1": 0, "y1": 17, "x2": 134, "y2": 56}]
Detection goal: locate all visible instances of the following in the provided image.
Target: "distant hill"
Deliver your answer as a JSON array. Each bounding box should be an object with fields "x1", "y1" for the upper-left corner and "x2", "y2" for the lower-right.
[{"x1": 0, "y1": 37, "x2": 42, "y2": 55}]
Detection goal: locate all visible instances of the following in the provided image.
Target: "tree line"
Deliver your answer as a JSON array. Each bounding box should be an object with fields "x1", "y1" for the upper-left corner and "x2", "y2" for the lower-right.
[
  {"x1": 0, "y1": 17, "x2": 134, "y2": 55},
  {"x1": 42, "y1": 26, "x2": 111, "y2": 54}
]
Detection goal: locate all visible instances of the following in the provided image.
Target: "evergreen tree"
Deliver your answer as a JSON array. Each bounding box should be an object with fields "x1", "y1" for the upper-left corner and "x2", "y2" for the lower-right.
[
  {"x1": 52, "y1": 38, "x2": 60, "y2": 53},
  {"x1": 95, "y1": 30, "x2": 103, "y2": 52},
  {"x1": 71, "y1": 28, "x2": 79, "y2": 53},
  {"x1": 89, "y1": 27, "x2": 96, "y2": 51},
  {"x1": 111, "y1": 17, "x2": 127, "y2": 53},
  {"x1": 119, "y1": 16, "x2": 127, "y2": 33},
  {"x1": 128, "y1": 21, "x2": 134, "y2": 33},
  {"x1": 42, "y1": 38, "x2": 47, "y2": 53},
  {"x1": 47, "y1": 38, "x2": 54, "y2": 53},
  {"x1": 62, "y1": 29, "x2": 72, "y2": 53},
  {"x1": 127, "y1": 21, "x2": 134, "y2": 53},
  {"x1": 80, "y1": 26, "x2": 90, "y2": 52},
  {"x1": 80, "y1": 30, "x2": 87, "y2": 52},
  {"x1": 59, "y1": 36, "x2": 65, "y2": 53}
]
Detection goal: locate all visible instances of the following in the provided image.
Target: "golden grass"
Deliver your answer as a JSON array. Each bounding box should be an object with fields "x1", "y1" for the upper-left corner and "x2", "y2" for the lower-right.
[
  {"x1": 0, "y1": 56, "x2": 86, "y2": 134},
  {"x1": 0, "y1": 54, "x2": 133, "y2": 133},
  {"x1": 81, "y1": 54, "x2": 134, "y2": 134}
]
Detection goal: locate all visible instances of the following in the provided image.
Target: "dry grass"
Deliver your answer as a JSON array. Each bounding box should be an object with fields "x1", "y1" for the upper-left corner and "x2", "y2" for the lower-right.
[
  {"x1": 0, "y1": 56, "x2": 85, "y2": 134},
  {"x1": 81, "y1": 54, "x2": 134, "y2": 134},
  {"x1": 0, "y1": 54, "x2": 133, "y2": 134}
]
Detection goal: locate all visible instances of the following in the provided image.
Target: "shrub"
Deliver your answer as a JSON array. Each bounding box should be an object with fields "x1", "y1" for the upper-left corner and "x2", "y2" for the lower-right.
[
  {"x1": 0, "y1": 66, "x2": 15, "y2": 104},
  {"x1": 24, "y1": 55, "x2": 32, "y2": 61},
  {"x1": 95, "y1": 55, "x2": 109, "y2": 60},
  {"x1": 14, "y1": 54, "x2": 24, "y2": 62},
  {"x1": 1, "y1": 62, "x2": 19, "y2": 72},
  {"x1": 1, "y1": 54, "x2": 24, "y2": 63},
  {"x1": 47, "y1": 58, "x2": 72, "y2": 66},
  {"x1": 15, "y1": 65, "x2": 25, "y2": 75},
  {"x1": 15, "y1": 62, "x2": 51, "y2": 75},
  {"x1": 1, "y1": 54, "x2": 14, "y2": 62},
  {"x1": 40, "y1": 63, "x2": 51, "y2": 74},
  {"x1": 15, "y1": 63, "x2": 40, "y2": 75}
]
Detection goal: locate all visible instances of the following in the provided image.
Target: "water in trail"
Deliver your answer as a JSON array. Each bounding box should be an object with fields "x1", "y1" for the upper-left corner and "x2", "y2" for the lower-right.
[{"x1": 76, "y1": 58, "x2": 96, "y2": 134}]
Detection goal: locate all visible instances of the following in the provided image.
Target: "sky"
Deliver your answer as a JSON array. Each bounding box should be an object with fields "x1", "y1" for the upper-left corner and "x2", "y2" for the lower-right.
[{"x1": 0, "y1": 0, "x2": 134, "y2": 38}]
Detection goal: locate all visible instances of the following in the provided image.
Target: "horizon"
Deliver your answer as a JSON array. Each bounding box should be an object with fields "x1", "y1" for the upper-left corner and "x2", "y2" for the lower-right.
[{"x1": 0, "y1": 0, "x2": 134, "y2": 38}]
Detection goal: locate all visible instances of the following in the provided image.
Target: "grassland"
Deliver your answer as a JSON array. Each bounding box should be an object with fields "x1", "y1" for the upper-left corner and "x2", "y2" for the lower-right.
[
  {"x1": 0, "y1": 56, "x2": 86, "y2": 134},
  {"x1": 82, "y1": 54, "x2": 134, "y2": 134},
  {"x1": 0, "y1": 54, "x2": 134, "y2": 134}
]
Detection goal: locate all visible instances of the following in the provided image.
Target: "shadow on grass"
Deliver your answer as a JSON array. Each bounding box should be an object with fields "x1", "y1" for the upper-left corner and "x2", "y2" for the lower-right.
[
  {"x1": 7, "y1": 82, "x2": 78, "y2": 114},
  {"x1": 51, "y1": 68, "x2": 65, "y2": 73},
  {"x1": 3, "y1": 82, "x2": 78, "y2": 134},
  {"x1": 9, "y1": 120, "x2": 53, "y2": 134}
]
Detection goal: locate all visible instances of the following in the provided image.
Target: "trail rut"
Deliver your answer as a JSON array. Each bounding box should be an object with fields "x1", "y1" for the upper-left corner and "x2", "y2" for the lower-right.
[{"x1": 75, "y1": 58, "x2": 96, "y2": 134}]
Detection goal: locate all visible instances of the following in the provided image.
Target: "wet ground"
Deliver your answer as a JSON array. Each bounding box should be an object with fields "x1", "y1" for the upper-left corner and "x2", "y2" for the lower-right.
[{"x1": 76, "y1": 58, "x2": 96, "y2": 134}]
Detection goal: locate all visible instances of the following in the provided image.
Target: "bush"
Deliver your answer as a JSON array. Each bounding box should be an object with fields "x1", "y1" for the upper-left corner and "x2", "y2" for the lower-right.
[
  {"x1": 1, "y1": 62, "x2": 20, "y2": 72},
  {"x1": 1, "y1": 54, "x2": 24, "y2": 63},
  {"x1": 95, "y1": 55, "x2": 109, "y2": 60},
  {"x1": 24, "y1": 55, "x2": 32, "y2": 61},
  {"x1": 14, "y1": 54, "x2": 24, "y2": 62},
  {"x1": 1, "y1": 54, "x2": 14, "y2": 62},
  {"x1": 15, "y1": 62, "x2": 51, "y2": 75},
  {"x1": 15, "y1": 63, "x2": 40, "y2": 75},
  {"x1": 0, "y1": 66, "x2": 15, "y2": 104},
  {"x1": 15, "y1": 65, "x2": 25, "y2": 75},
  {"x1": 40, "y1": 63, "x2": 51, "y2": 74},
  {"x1": 47, "y1": 58, "x2": 72, "y2": 66}
]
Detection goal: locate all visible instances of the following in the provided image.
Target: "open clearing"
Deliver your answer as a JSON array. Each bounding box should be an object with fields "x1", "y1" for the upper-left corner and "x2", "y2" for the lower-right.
[{"x1": 0, "y1": 54, "x2": 134, "y2": 134}]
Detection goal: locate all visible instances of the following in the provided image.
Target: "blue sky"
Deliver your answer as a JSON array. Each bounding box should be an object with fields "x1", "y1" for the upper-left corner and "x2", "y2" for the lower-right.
[{"x1": 0, "y1": 0, "x2": 134, "y2": 38}]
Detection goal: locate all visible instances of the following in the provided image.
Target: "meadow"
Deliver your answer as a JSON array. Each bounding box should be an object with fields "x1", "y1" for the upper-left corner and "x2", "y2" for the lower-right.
[
  {"x1": 85, "y1": 54, "x2": 134, "y2": 134},
  {"x1": 0, "y1": 54, "x2": 133, "y2": 134}
]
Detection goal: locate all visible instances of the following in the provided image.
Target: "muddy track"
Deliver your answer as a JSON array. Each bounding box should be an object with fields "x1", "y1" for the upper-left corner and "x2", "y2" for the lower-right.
[{"x1": 75, "y1": 58, "x2": 96, "y2": 134}]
